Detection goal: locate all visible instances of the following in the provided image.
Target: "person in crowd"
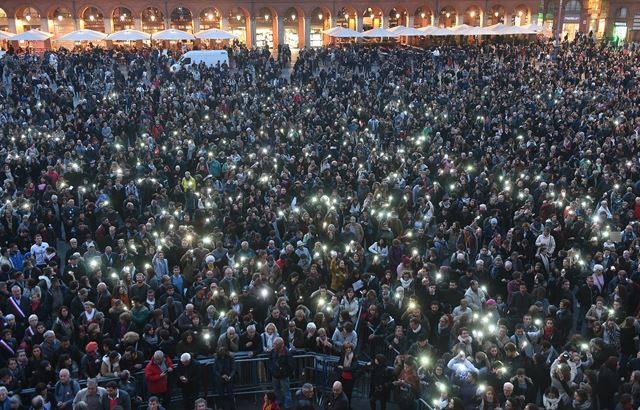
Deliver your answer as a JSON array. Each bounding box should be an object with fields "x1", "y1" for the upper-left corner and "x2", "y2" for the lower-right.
[
  {"x1": 53, "y1": 369, "x2": 80, "y2": 410},
  {"x1": 269, "y1": 338, "x2": 294, "y2": 409},
  {"x1": 326, "y1": 381, "x2": 349, "y2": 410},
  {"x1": 176, "y1": 353, "x2": 199, "y2": 410},
  {"x1": 262, "y1": 392, "x2": 281, "y2": 410},
  {"x1": 294, "y1": 383, "x2": 316, "y2": 410},
  {"x1": 144, "y1": 351, "x2": 173, "y2": 407},
  {"x1": 213, "y1": 347, "x2": 236, "y2": 410},
  {"x1": 100, "y1": 380, "x2": 131, "y2": 410},
  {"x1": 72, "y1": 379, "x2": 106, "y2": 408}
]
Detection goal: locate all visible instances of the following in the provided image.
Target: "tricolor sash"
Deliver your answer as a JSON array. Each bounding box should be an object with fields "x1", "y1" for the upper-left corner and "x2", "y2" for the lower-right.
[
  {"x1": 9, "y1": 297, "x2": 25, "y2": 319},
  {"x1": 0, "y1": 340, "x2": 15, "y2": 356}
]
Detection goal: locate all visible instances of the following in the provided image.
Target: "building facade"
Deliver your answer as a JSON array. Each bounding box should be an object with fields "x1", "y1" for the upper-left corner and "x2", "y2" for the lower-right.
[{"x1": 0, "y1": 0, "x2": 638, "y2": 48}]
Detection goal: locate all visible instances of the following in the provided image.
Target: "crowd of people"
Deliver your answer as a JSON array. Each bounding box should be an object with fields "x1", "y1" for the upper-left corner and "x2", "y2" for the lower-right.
[{"x1": 0, "y1": 32, "x2": 639, "y2": 410}]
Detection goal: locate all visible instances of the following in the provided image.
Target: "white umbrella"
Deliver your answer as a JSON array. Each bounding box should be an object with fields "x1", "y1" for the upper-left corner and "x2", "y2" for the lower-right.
[
  {"x1": 152, "y1": 29, "x2": 195, "y2": 41},
  {"x1": 387, "y1": 25, "x2": 406, "y2": 33},
  {"x1": 450, "y1": 24, "x2": 474, "y2": 34},
  {"x1": 419, "y1": 26, "x2": 453, "y2": 36},
  {"x1": 325, "y1": 27, "x2": 363, "y2": 38},
  {"x1": 57, "y1": 29, "x2": 107, "y2": 41},
  {"x1": 0, "y1": 31, "x2": 16, "y2": 40},
  {"x1": 485, "y1": 23, "x2": 530, "y2": 35},
  {"x1": 12, "y1": 29, "x2": 53, "y2": 41},
  {"x1": 106, "y1": 29, "x2": 151, "y2": 41},
  {"x1": 322, "y1": 27, "x2": 341, "y2": 35},
  {"x1": 195, "y1": 28, "x2": 237, "y2": 40},
  {"x1": 393, "y1": 27, "x2": 427, "y2": 36},
  {"x1": 362, "y1": 27, "x2": 399, "y2": 38},
  {"x1": 464, "y1": 26, "x2": 491, "y2": 36},
  {"x1": 522, "y1": 23, "x2": 551, "y2": 34}
]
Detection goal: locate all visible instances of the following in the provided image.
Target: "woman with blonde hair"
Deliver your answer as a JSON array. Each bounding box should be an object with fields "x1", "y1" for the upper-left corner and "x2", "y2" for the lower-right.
[{"x1": 261, "y1": 323, "x2": 279, "y2": 353}]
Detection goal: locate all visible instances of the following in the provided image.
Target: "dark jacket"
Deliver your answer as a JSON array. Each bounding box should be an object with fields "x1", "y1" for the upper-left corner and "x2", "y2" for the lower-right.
[
  {"x1": 282, "y1": 328, "x2": 304, "y2": 350},
  {"x1": 294, "y1": 389, "x2": 317, "y2": 410},
  {"x1": 239, "y1": 332, "x2": 263, "y2": 356},
  {"x1": 269, "y1": 348, "x2": 294, "y2": 379},
  {"x1": 100, "y1": 389, "x2": 131, "y2": 410},
  {"x1": 176, "y1": 360, "x2": 200, "y2": 394},
  {"x1": 368, "y1": 363, "x2": 392, "y2": 399},
  {"x1": 336, "y1": 352, "x2": 360, "y2": 381},
  {"x1": 325, "y1": 392, "x2": 349, "y2": 410}
]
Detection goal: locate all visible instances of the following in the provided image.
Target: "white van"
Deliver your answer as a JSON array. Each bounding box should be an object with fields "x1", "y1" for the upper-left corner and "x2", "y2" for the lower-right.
[{"x1": 171, "y1": 50, "x2": 229, "y2": 72}]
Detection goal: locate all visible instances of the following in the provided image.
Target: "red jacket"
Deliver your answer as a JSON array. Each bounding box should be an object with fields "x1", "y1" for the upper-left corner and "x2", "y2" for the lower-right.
[{"x1": 144, "y1": 357, "x2": 174, "y2": 394}]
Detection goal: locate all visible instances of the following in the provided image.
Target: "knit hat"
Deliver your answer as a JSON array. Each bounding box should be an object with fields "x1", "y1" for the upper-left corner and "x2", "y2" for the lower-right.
[{"x1": 85, "y1": 341, "x2": 98, "y2": 353}]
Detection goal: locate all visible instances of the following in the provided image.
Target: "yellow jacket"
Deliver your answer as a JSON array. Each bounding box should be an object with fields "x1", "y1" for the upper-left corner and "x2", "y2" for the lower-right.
[{"x1": 181, "y1": 177, "x2": 196, "y2": 192}]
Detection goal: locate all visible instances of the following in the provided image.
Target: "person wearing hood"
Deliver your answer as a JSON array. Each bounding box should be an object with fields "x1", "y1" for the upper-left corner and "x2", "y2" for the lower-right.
[{"x1": 100, "y1": 350, "x2": 121, "y2": 378}]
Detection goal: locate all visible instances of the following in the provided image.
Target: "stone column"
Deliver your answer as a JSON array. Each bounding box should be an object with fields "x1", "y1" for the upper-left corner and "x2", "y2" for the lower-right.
[
  {"x1": 221, "y1": 17, "x2": 230, "y2": 30},
  {"x1": 134, "y1": 18, "x2": 142, "y2": 30},
  {"x1": 104, "y1": 17, "x2": 112, "y2": 34},
  {"x1": 193, "y1": 17, "x2": 200, "y2": 33},
  {"x1": 41, "y1": 17, "x2": 51, "y2": 32},
  {"x1": 8, "y1": 17, "x2": 17, "y2": 33},
  {"x1": 303, "y1": 16, "x2": 311, "y2": 48},
  {"x1": 249, "y1": 17, "x2": 256, "y2": 48},
  {"x1": 276, "y1": 16, "x2": 284, "y2": 48}
]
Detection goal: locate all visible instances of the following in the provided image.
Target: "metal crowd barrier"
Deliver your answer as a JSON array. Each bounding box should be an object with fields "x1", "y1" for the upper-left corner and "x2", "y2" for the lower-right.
[{"x1": 15, "y1": 350, "x2": 429, "y2": 408}]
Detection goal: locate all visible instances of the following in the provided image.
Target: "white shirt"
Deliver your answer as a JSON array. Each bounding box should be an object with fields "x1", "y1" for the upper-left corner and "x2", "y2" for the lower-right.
[{"x1": 30, "y1": 242, "x2": 49, "y2": 266}]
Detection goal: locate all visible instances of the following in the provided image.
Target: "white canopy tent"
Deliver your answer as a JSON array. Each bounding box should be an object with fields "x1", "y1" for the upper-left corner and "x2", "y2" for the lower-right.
[
  {"x1": 322, "y1": 27, "x2": 342, "y2": 35},
  {"x1": 485, "y1": 23, "x2": 531, "y2": 35},
  {"x1": 418, "y1": 26, "x2": 453, "y2": 36},
  {"x1": 106, "y1": 29, "x2": 151, "y2": 41},
  {"x1": 12, "y1": 29, "x2": 53, "y2": 41},
  {"x1": 388, "y1": 25, "x2": 406, "y2": 33},
  {"x1": 522, "y1": 23, "x2": 551, "y2": 34},
  {"x1": 0, "y1": 31, "x2": 16, "y2": 40},
  {"x1": 393, "y1": 26, "x2": 428, "y2": 36},
  {"x1": 362, "y1": 27, "x2": 400, "y2": 38},
  {"x1": 195, "y1": 28, "x2": 237, "y2": 40},
  {"x1": 324, "y1": 27, "x2": 364, "y2": 38},
  {"x1": 57, "y1": 29, "x2": 107, "y2": 42},
  {"x1": 152, "y1": 29, "x2": 195, "y2": 41},
  {"x1": 464, "y1": 26, "x2": 492, "y2": 36},
  {"x1": 449, "y1": 24, "x2": 474, "y2": 34}
]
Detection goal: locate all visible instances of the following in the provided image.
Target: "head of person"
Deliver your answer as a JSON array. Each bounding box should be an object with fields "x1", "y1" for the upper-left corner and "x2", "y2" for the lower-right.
[
  {"x1": 302, "y1": 383, "x2": 314, "y2": 398},
  {"x1": 194, "y1": 398, "x2": 208, "y2": 410},
  {"x1": 503, "y1": 382, "x2": 514, "y2": 397},
  {"x1": 147, "y1": 396, "x2": 161, "y2": 410},
  {"x1": 152, "y1": 350, "x2": 164, "y2": 365},
  {"x1": 86, "y1": 379, "x2": 98, "y2": 395},
  {"x1": 105, "y1": 381, "x2": 118, "y2": 397},
  {"x1": 59, "y1": 369, "x2": 70, "y2": 383},
  {"x1": 332, "y1": 381, "x2": 343, "y2": 397}
]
